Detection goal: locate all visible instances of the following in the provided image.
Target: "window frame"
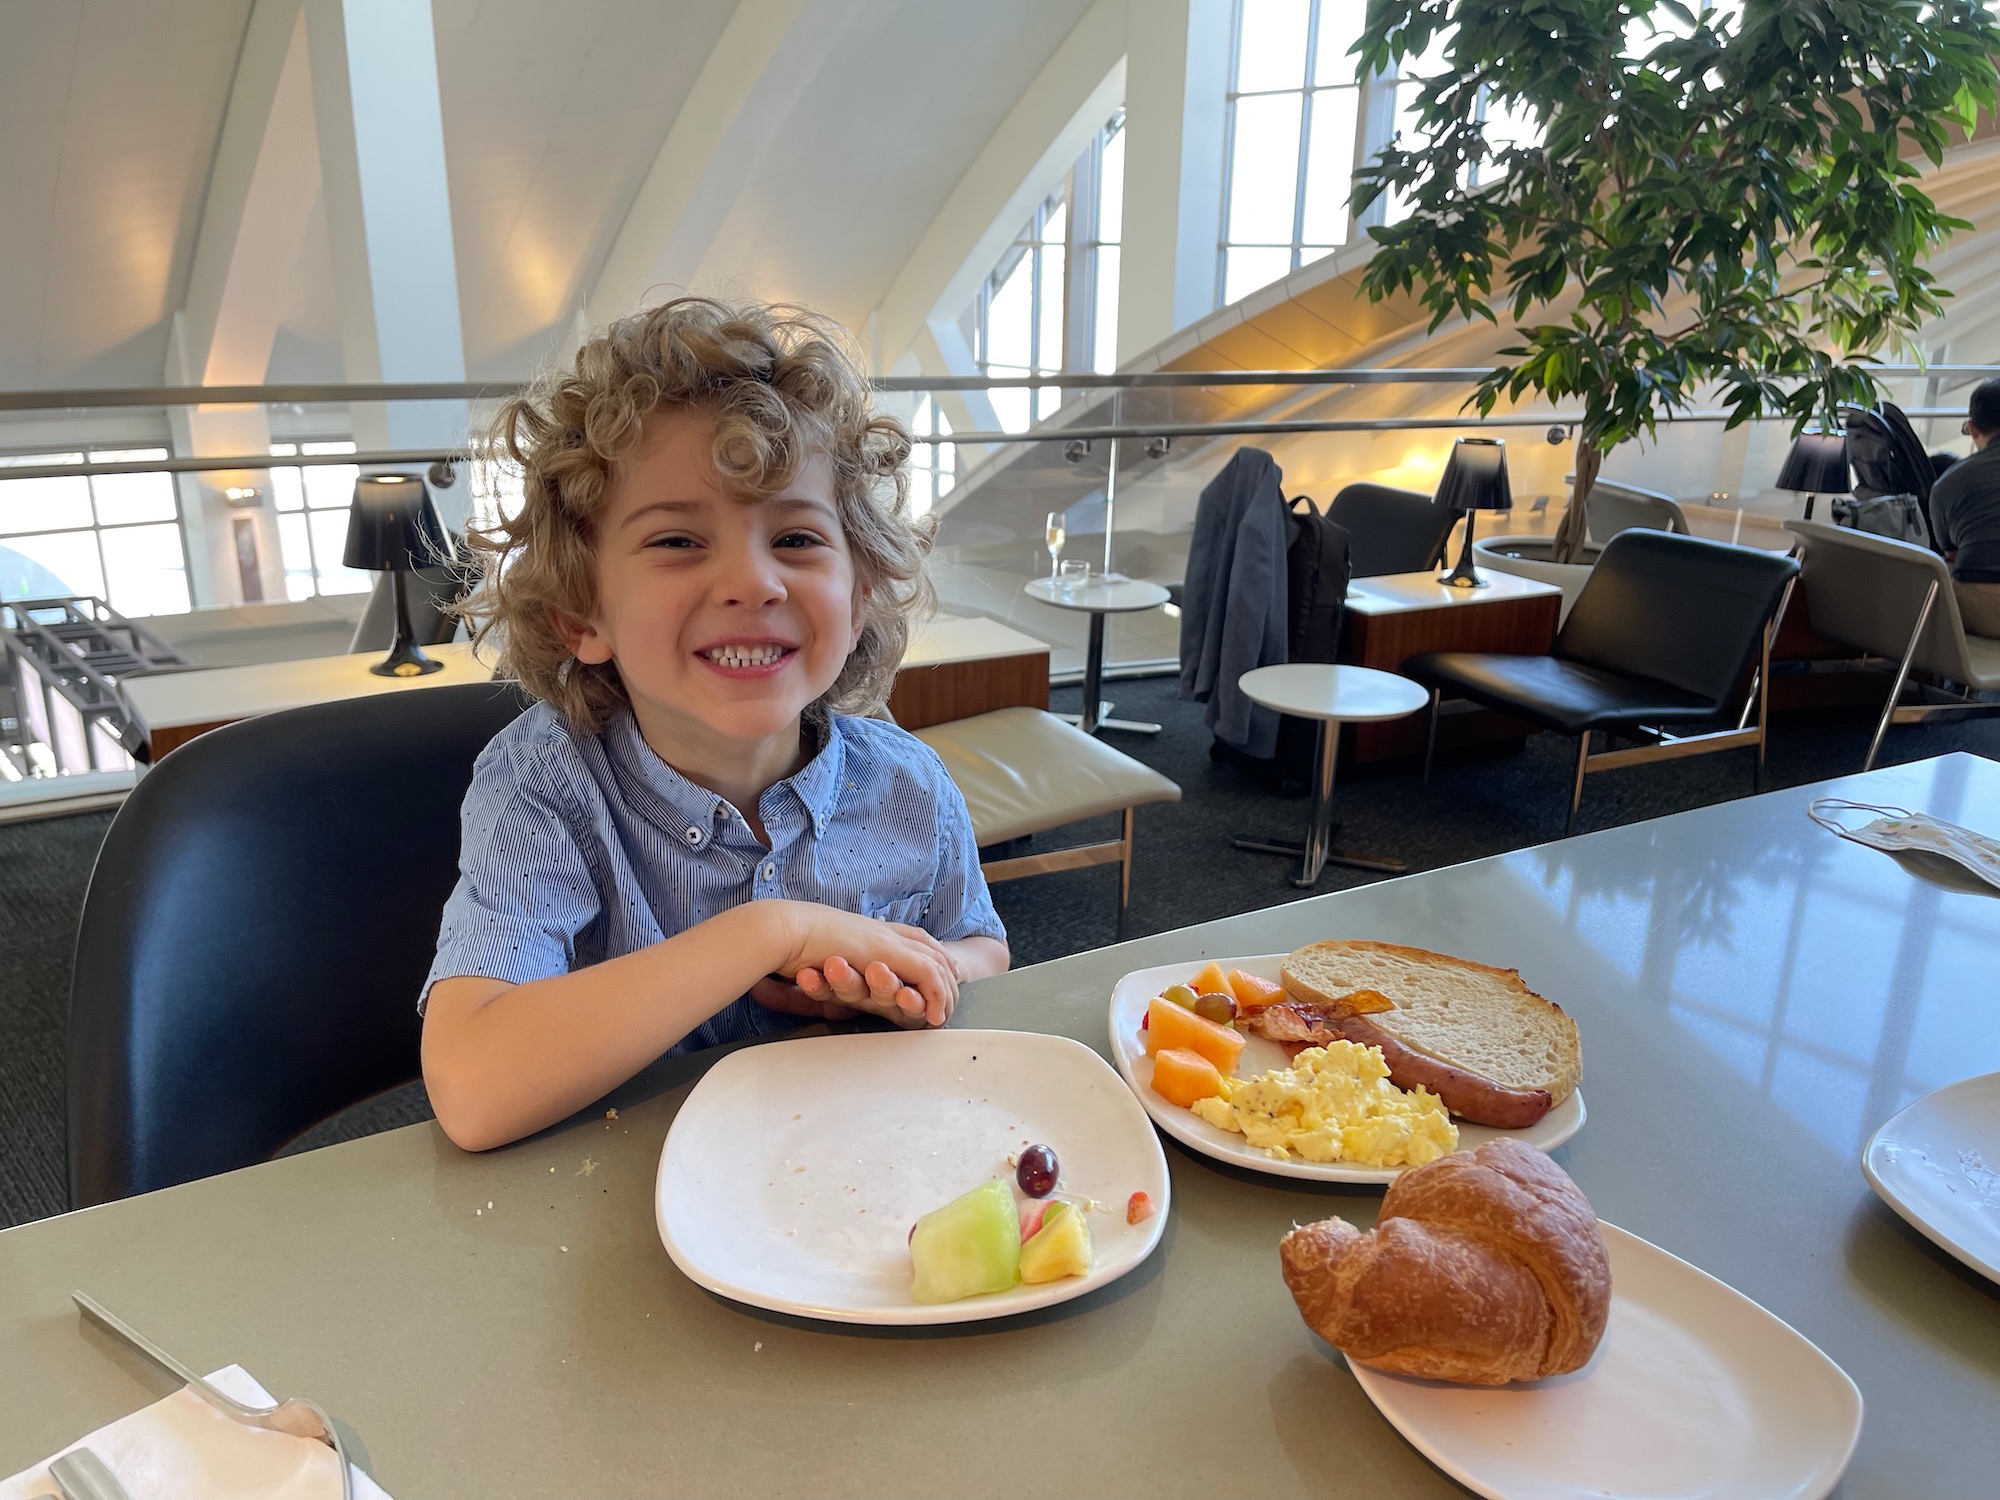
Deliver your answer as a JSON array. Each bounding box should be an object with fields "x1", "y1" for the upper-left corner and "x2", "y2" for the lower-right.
[{"x1": 0, "y1": 449, "x2": 192, "y2": 618}]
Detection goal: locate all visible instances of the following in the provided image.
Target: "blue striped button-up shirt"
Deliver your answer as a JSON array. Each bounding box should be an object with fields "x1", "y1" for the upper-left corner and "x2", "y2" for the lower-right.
[{"x1": 424, "y1": 701, "x2": 1005, "y2": 1054}]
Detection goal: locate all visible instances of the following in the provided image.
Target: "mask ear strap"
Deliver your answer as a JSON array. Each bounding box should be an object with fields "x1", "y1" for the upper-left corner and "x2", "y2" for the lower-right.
[{"x1": 1807, "y1": 798, "x2": 1912, "y2": 836}]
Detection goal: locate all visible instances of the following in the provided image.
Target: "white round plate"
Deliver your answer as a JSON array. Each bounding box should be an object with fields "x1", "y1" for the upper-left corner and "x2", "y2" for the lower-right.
[
  {"x1": 1106, "y1": 954, "x2": 1585, "y2": 1183},
  {"x1": 1862, "y1": 1070, "x2": 2000, "y2": 1285},
  {"x1": 656, "y1": 1029, "x2": 1170, "y2": 1325},
  {"x1": 1348, "y1": 1223, "x2": 1863, "y2": 1500}
]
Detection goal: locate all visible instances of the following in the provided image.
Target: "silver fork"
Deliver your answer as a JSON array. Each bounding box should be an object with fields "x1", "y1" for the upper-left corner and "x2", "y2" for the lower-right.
[{"x1": 72, "y1": 1292, "x2": 355, "y2": 1500}]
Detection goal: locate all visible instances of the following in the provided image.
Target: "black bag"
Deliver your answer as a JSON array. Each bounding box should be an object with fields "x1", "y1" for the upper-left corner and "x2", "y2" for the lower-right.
[{"x1": 1211, "y1": 497, "x2": 1352, "y2": 791}]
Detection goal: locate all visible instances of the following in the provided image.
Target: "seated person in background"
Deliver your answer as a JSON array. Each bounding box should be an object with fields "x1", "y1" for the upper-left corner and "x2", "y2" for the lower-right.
[
  {"x1": 1930, "y1": 376, "x2": 2000, "y2": 639},
  {"x1": 421, "y1": 297, "x2": 1009, "y2": 1151}
]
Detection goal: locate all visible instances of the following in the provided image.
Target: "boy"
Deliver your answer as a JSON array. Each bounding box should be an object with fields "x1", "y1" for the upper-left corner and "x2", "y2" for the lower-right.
[{"x1": 421, "y1": 298, "x2": 1009, "y2": 1151}]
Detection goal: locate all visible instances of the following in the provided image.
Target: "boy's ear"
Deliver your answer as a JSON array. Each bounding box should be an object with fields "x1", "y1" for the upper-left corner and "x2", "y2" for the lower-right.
[
  {"x1": 549, "y1": 605, "x2": 613, "y2": 665},
  {"x1": 848, "y1": 581, "x2": 871, "y2": 650}
]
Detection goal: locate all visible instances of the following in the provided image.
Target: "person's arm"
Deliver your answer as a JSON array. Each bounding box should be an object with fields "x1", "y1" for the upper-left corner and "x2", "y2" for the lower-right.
[
  {"x1": 423, "y1": 899, "x2": 957, "y2": 1151},
  {"x1": 944, "y1": 934, "x2": 1009, "y2": 982}
]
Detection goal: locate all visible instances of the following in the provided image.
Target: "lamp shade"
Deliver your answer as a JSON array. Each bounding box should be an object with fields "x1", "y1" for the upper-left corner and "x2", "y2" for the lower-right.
[
  {"x1": 1434, "y1": 437, "x2": 1513, "y2": 512},
  {"x1": 343, "y1": 472, "x2": 453, "y2": 572},
  {"x1": 1775, "y1": 430, "x2": 1849, "y2": 493}
]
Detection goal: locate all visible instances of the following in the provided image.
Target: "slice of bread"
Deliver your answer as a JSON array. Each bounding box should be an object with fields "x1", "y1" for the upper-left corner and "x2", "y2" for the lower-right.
[{"x1": 1280, "y1": 940, "x2": 1580, "y2": 1103}]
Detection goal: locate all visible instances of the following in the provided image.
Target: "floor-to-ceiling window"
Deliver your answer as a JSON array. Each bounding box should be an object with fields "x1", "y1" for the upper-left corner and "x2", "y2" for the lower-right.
[
  {"x1": 907, "y1": 395, "x2": 957, "y2": 519},
  {"x1": 1219, "y1": 0, "x2": 1367, "y2": 307},
  {"x1": 0, "y1": 450, "x2": 190, "y2": 618},
  {"x1": 268, "y1": 442, "x2": 370, "y2": 599}
]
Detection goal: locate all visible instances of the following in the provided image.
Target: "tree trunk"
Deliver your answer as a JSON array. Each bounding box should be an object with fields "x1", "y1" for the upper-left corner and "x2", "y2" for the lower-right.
[{"x1": 1550, "y1": 437, "x2": 1602, "y2": 565}]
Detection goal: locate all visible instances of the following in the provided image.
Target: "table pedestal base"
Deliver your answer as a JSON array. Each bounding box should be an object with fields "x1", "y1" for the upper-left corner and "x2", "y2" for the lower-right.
[
  {"x1": 1055, "y1": 702, "x2": 1162, "y2": 735},
  {"x1": 1231, "y1": 717, "x2": 1405, "y2": 885}
]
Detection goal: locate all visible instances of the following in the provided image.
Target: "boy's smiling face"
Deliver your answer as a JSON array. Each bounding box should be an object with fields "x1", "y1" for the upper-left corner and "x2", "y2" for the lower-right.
[{"x1": 562, "y1": 407, "x2": 863, "y2": 780}]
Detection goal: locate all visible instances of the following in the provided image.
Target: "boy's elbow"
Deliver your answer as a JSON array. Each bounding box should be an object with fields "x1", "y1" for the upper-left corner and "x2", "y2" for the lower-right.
[{"x1": 423, "y1": 1053, "x2": 509, "y2": 1153}]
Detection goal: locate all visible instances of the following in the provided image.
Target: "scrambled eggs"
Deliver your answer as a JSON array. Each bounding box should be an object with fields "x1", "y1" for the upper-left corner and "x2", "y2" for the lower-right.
[{"x1": 1189, "y1": 1041, "x2": 1457, "y2": 1167}]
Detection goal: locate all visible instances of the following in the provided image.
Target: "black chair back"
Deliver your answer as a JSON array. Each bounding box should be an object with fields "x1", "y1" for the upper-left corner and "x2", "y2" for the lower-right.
[
  {"x1": 1556, "y1": 531, "x2": 1798, "y2": 709},
  {"x1": 68, "y1": 679, "x2": 529, "y2": 1206},
  {"x1": 1323, "y1": 483, "x2": 1459, "y2": 576}
]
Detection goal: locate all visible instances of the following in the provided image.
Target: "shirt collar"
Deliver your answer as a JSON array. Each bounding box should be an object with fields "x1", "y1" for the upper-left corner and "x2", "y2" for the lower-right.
[{"x1": 603, "y1": 707, "x2": 848, "y2": 847}]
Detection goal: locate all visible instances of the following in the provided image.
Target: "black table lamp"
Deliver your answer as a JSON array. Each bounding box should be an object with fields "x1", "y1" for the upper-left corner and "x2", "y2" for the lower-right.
[
  {"x1": 1775, "y1": 430, "x2": 1849, "y2": 520},
  {"x1": 1434, "y1": 436, "x2": 1513, "y2": 588},
  {"x1": 344, "y1": 472, "x2": 455, "y2": 676}
]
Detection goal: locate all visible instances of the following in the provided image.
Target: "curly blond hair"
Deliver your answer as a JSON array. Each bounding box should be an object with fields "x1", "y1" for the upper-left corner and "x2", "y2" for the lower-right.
[{"x1": 460, "y1": 297, "x2": 935, "y2": 732}]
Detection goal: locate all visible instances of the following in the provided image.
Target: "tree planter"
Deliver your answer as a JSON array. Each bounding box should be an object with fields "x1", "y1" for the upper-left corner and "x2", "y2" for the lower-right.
[{"x1": 1472, "y1": 536, "x2": 1596, "y2": 622}]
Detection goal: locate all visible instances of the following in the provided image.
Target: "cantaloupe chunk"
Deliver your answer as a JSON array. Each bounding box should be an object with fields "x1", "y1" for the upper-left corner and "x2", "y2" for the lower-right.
[
  {"x1": 1143, "y1": 997, "x2": 1245, "y2": 1073},
  {"x1": 1188, "y1": 961, "x2": 1231, "y2": 996},
  {"x1": 1227, "y1": 969, "x2": 1285, "y2": 1008},
  {"x1": 1150, "y1": 1047, "x2": 1226, "y2": 1108}
]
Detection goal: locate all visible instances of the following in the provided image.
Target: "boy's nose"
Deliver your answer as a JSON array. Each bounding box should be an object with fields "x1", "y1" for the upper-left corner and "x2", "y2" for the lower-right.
[{"x1": 712, "y1": 542, "x2": 786, "y2": 606}]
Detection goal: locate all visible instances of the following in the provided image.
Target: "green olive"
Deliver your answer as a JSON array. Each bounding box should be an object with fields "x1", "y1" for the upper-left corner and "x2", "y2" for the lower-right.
[
  {"x1": 1192, "y1": 992, "x2": 1238, "y2": 1025},
  {"x1": 1163, "y1": 984, "x2": 1199, "y2": 1010}
]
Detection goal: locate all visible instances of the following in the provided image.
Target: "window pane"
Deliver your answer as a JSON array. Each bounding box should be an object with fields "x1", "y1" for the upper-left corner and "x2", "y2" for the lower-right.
[
  {"x1": 99, "y1": 523, "x2": 189, "y2": 618},
  {"x1": 1039, "y1": 243, "x2": 1066, "y2": 372},
  {"x1": 1224, "y1": 245, "x2": 1294, "y2": 305},
  {"x1": 0, "y1": 530, "x2": 103, "y2": 600},
  {"x1": 303, "y1": 461, "x2": 360, "y2": 512},
  {"x1": 1043, "y1": 199, "x2": 1067, "y2": 248},
  {"x1": 1227, "y1": 91, "x2": 1303, "y2": 244},
  {"x1": 277, "y1": 512, "x2": 318, "y2": 600},
  {"x1": 0, "y1": 476, "x2": 94, "y2": 540},
  {"x1": 90, "y1": 469, "x2": 178, "y2": 526},
  {"x1": 1098, "y1": 125, "x2": 1124, "y2": 244},
  {"x1": 268, "y1": 460, "x2": 305, "y2": 512},
  {"x1": 1093, "y1": 244, "x2": 1121, "y2": 373},
  {"x1": 1300, "y1": 244, "x2": 1335, "y2": 266},
  {"x1": 1314, "y1": 0, "x2": 1367, "y2": 86},
  {"x1": 1301, "y1": 87, "x2": 1359, "y2": 244},
  {"x1": 1236, "y1": 0, "x2": 1308, "y2": 92},
  {"x1": 309, "y1": 509, "x2": 372, "y2": 594},
  {"x1": 987, "y1": 375, "x2": 1031, "y2": 436},
  {"x1": 986, "y1": 255, "x2": 1034, "y2": 370}
]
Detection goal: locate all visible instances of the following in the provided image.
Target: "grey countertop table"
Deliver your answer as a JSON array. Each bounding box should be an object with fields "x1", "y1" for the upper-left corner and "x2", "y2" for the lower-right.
[{"x1": 5, "y1": 753, "x2": 2000, "y2": 1497}]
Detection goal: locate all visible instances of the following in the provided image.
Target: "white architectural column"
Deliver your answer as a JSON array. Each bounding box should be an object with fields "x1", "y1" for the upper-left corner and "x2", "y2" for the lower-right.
[
  {"x1": 165, "y1": 0, "x2": 317, "y2": 608},
  {"x1": 305, "y1": 0, "x2": 469, "y2": 531},
  {"x1": 1114, "y1": 0, "x2": 1230, "y2": 363}
]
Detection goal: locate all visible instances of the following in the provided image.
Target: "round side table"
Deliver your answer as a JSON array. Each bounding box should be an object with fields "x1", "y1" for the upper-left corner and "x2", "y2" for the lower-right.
[
  {"x1": 1023, "y1": 574, "x2": 1172, "y2": 735},
  {"x1": 1232, "y1": 663, "x2": 1430, "y2": 885}
]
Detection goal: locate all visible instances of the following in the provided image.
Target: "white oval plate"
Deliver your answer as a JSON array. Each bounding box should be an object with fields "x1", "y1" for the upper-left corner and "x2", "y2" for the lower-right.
[
  {"x1": 656, "y1": 1029, "x2": 1170, "y2": 1325},
  {"x1": 1350, "y1": 1223, "x2": 1863, "y2": 1500},
  {"x1": 1862, "y1": 1070, "x2": 2000, "y2": 1285},
  {"x1": 1107, "y1": 954, "x2": 1585, "y2": 1184}
]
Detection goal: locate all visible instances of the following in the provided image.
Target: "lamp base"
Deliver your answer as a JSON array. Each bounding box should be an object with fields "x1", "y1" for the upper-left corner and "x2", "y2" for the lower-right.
[
  {"x1": 369, "y1": 637, "x2": 444, "y2": 677},
  {"x1": 1439, "y1": 522, "x2": 1489, "y2": 589}
]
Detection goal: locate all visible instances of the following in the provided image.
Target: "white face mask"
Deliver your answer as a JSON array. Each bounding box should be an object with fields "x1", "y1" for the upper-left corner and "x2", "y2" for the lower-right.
[{"x1": 1808, "y1": 799, "x2": 2000, "y2": 893}]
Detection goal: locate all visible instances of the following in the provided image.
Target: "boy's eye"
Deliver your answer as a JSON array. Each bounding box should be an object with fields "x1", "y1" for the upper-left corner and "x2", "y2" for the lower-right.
[
  {"x1": 775, "y1": 530, "x2": 825, "y2": 549},
  {"x1": 645, "y1": 534, "x2": 699, "y2": 549}
]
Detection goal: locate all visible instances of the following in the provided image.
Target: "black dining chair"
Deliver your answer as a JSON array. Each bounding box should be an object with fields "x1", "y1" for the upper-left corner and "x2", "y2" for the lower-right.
[
  {"x1": 1323, "y1": 482, "x2": 1460, "y2": 577},
  {"x1": 67, "y1": 678, "x2": 529, "y2": 1207},
  {"x1": 1407, "y1": 530, "x2": 1799, "y2": 835}
]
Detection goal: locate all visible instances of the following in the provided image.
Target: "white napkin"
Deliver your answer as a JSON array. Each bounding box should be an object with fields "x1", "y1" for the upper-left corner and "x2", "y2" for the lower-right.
[{"x1": 1, "y1": 1365, "x2": 389, "y2": 1500}]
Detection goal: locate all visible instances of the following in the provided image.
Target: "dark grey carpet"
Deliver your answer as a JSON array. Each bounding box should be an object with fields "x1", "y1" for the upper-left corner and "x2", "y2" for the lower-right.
[{"x1": 5, "y1": 676, "x2": 1997, "y2": 1228}]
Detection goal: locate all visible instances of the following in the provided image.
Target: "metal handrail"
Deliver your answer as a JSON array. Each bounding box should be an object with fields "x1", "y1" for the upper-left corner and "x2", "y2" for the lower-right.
[{"x1": 0, "y1": 363, "x2": 1993, "y2": 411}]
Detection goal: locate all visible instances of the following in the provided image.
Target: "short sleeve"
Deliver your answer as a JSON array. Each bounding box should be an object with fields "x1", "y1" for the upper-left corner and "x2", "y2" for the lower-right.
[
  {"x1": 421, "y1": 744, "x2": 603, "y2": 1009},
  {"x1": 925, "y1": 760, "x2": 1007, "y2": 945}
]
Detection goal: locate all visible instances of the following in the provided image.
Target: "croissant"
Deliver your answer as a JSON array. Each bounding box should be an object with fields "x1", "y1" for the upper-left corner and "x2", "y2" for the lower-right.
[{"x1": 1279, "y1": 1138, "x2": 1610, "y2": 1385}]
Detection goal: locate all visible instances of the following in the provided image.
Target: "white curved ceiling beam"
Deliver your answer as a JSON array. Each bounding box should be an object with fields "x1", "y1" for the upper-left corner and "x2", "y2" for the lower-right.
[
  {"x1": 868, "y1": 0, "x2": 1125, "y2": 373},
  {"x1": 584, "y1": 0, "x2": 865, "y2": 329}
]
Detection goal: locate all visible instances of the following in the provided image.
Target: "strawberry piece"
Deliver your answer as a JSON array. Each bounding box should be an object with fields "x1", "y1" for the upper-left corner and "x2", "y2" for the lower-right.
[{"x1": 1126, "y1": 1191, "x2": 1155, "y2": 1225}]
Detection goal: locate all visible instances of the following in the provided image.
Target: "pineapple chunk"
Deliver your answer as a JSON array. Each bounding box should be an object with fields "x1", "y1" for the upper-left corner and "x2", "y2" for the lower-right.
[{"x1": 1019, "y1": 1199, "x2": 1093, "y2": 1284}]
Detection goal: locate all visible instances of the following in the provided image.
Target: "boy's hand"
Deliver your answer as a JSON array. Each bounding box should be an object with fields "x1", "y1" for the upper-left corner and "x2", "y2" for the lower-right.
[
  {"x1": 795, "y1": 957, "x2": 935, "y2": 1028},
  {"x1": 767, "y1": 903, "x2": 956, "y2": 1028},
  {"x1": 748, "y1": 974, "x2": 857, "y2": 1023}
]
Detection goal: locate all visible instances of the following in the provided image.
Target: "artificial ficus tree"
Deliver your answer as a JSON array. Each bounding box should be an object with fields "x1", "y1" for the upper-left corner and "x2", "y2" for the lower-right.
[{"x1": 1352, "y1": 0, "x2": 2000, "y2": 561}]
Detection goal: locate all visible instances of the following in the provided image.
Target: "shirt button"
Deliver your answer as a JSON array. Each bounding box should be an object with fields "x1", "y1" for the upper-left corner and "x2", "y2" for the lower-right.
[
  {"x1": 684, "y1": 828, "x2": 703, "y2": 846},
  {"x1": 761, "y1": 862, "x2": 776, "y2": 881}
]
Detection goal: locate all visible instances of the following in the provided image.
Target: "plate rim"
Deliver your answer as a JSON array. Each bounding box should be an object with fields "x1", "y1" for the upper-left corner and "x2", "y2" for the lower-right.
[
  {"x1": 1348, "y1": 1221, "x2": 1865, "y2": 1500},
  {"x1": 1861, "y1": 1069, "x2": 2000, "y2": 1286},
  {"x1": 1105, "y1": 952, "x2": 1587, "y2": 1184},
  {"x1": 654, "y1": 1027, "x2": 1172, "y2": 1326}
]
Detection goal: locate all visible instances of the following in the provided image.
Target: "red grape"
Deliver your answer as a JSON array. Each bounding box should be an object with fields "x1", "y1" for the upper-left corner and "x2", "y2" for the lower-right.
[{"x1": 1016, "y1": 1144, "x2": 1058, "y2": 1198}]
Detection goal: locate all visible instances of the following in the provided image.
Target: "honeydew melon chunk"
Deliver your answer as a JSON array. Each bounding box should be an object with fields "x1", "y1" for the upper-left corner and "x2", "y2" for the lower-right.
[
  {"x1": 909, "y1": 1178, "x2": 1021, "y2": 1303},
  {"x1": 1019, "y1": 1199, "x2": 1093, "y2": 1284}
]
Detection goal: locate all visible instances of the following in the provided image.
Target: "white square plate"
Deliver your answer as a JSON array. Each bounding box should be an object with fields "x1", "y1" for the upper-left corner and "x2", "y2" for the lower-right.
[
  {"x1": 1107, "y1": 954, "x2": 1586, "y2": 1183},
  {"x1": 1350, "y1": 1223, "x2": 1863, "y2": 1500},
  {"x1": 655, "y1": 1029, "x2": 1171, "y2": 1325},
  {"x1": 1863, "y1": 1070, "x2": 2000, "y2": 1285}
]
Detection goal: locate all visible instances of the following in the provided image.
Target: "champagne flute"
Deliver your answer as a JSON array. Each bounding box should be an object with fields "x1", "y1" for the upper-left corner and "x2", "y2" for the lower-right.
[{"x1": 1045, "y1": 511, "x2": 1066, "y2": 579}]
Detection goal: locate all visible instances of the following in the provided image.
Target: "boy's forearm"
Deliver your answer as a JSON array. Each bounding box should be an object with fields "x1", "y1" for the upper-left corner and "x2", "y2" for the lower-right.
[
  {"x1": 424, "y1": 901, "x2": 791, "y2": 1151},
  {"x1": 944, "y1": 934, "x2": 1009, "y2": 983}
]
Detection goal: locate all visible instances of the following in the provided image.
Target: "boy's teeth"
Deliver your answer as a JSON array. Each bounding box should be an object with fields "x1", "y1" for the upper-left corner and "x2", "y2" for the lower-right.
[{"x1": 707, "y1": 644, "x2": 785, "y2": 666}]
